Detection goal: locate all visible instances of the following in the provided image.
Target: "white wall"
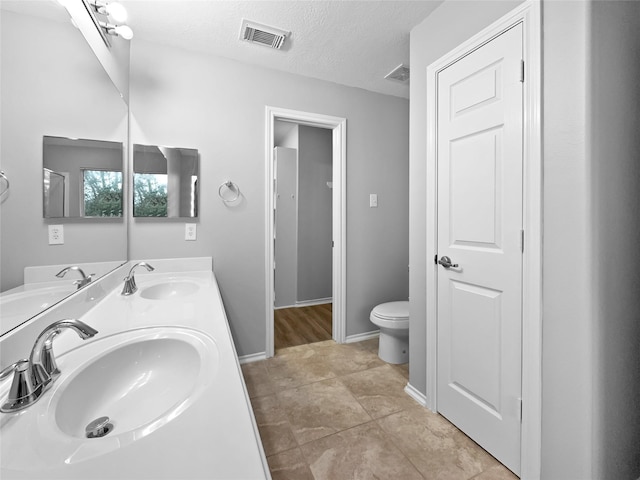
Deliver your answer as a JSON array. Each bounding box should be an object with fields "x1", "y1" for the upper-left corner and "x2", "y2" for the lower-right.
[
  {"x1": 589, "y1": 1, "x2": 640, "y2": 478},
  {"x1": 274, "y1": 147, "x2": 298, "y2": 308},
  {"x1": 411, "y1": 1, "x2": 640, "y2": 478},
  {"x1": 0, "y1": 11, "x2": 128, "y2": 292},
  {"x1": 297, "y1": 126, "x2": 332, "y2": 303},
  {"x1": 541, "y1": 2, "x2": 593, "y2": 478},
  {"x1": 274, "y1": 121, "x2": 298, "y2": 149},
  {"x1": 129, "y1": 39, "x2": 409, "y2": 355},
  {"x1": 409, "y1": 0, "x2": 522, "y2": 400}
]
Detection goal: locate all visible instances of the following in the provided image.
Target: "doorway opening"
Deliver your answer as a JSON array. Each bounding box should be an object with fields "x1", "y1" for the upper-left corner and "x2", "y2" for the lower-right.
[
  {"x1": 273, "y1": 122, "x2": 333, "y2": 349},
  {"x1": 265, "y1": 107, "x2": 346, "y2": 358}
]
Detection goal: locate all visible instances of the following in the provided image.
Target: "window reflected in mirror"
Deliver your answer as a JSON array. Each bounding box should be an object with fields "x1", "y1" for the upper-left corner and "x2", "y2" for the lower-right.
[
  {"x1": 43, "y1": 136, "x2": 124, "y2": 218},
  {"x1": 133, "y1": 144, "x2": 199, "y2": 218}
]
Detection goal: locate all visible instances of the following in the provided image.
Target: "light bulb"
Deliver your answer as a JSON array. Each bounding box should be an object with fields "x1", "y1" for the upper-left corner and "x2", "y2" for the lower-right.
[
  {"x1": 113, "y1": 24, "x2": 134, "y2": 40},
  {"x1": 104, "y1": 2, "x2": 128, "y2": 23}
]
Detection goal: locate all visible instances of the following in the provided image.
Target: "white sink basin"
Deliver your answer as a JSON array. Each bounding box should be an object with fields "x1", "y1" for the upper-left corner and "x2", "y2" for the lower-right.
[
  {"x1": 0, "y1": 327, "x2": 218, "y2": 469},
  {"x1": 0, "y1": 285, "x2": 77, "y2": 333},
  {"x1": 140, "y1": 280, "x2": 199, "y2": 300},
  {"x1": 55, "y1": 336, "x2": 202, "y2": 439}
]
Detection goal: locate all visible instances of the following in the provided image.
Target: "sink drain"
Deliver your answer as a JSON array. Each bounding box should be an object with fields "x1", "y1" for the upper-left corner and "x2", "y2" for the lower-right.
[{"x1": 85, "y1": 416, "x2": 113, "y2": 438}]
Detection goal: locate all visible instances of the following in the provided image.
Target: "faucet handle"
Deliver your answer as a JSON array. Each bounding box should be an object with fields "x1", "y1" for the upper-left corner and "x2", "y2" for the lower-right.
[
  {"x1": 0, "y1": 359, "x2": 44, "y2": 413},
  {"x1": 0, "y1": 359, "x2": 29, "y2": 381}
]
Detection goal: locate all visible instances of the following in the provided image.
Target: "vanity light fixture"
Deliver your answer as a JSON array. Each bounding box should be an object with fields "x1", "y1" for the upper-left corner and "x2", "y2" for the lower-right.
[
  {"x1": 82, "y1": 0, "x2": 133, "y2": 46},
  {"x1": 99, "y1": 21, "x2": 134, "y2": 40},
  {"x1": 91, "y1": 0, "x2": 128, "y2": 23}
]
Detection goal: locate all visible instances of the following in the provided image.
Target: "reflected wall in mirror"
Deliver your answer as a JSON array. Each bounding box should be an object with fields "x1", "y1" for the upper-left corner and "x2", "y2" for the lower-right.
[
  {"x1": 43, "y1": 136, "x2": 124, "y2": 218},
  {"x1": 0, "y1": 2, "x2": 129, "y2": 336},
  {"x1": 133, "y1": 144, "x2": 199, "y2": 218}
]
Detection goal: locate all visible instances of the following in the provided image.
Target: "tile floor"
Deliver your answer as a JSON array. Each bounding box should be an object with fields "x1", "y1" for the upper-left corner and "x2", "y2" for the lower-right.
[{"x1": 241, "y1": 338, "x2": 518, "y2": 480}]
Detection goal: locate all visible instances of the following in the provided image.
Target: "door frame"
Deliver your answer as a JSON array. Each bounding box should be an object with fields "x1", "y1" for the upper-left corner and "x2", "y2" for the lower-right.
[
  {"x1": 425, "y1": 2, "x2": 542, "y2": 478},
  {"x1": 265, "y1": 106, "x2": 347, "y2": 358}
]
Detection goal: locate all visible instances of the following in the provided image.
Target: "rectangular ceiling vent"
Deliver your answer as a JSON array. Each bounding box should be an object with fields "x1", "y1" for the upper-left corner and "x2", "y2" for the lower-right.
[
  {"x1": 240, "y1": 19, "x2": 289, "y2": 50},
  {"x1": 385, "y1": 64, "x2": 410, "y2": 83}
]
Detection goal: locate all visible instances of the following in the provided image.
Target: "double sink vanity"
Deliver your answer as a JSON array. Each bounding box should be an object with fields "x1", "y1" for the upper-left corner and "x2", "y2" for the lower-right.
[
  {"x1": 1, "y1": 5, "x2": 269, "y2": 477},
  {"x1": 0, "y1": 258, "x2": 270, "y2": 479}
]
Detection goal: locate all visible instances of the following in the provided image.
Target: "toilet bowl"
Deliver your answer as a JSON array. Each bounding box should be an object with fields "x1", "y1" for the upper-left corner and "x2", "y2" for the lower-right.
[{"x1": 369, "y1": 301, "x2": 409, "y2": 364}]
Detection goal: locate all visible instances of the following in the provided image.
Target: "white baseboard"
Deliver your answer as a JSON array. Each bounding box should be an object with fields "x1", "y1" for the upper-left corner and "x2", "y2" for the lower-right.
[
  {"x1": 404, "y1": 382, "x2": 427, "y2": 407},
  {"x1": 345, "y1": 330, "x2": 379, "y2": 343},
  {"x1": 295, "y1": 297, "x2": 332, "y2": 307},
  {"x1": 274, "y1": 298, "x2": 332, "y2": 310},
  {"x1": 238, "y1": 352, "x2": 267, "y2": 364}
]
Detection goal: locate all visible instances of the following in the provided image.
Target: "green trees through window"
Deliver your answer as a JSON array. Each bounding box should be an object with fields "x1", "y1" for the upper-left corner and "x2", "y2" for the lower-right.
[
  {"x1": 83, "y1": 170, "x2": 123, "y2": 217},
  {"x1": 133, "y1": 174, "x2": 168, "y2": 217}
]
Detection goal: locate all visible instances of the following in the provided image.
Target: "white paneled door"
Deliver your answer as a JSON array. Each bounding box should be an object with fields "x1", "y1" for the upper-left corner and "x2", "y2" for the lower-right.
[{"x1": 436, "y1": 24, "x2": 523, "y2": 474}]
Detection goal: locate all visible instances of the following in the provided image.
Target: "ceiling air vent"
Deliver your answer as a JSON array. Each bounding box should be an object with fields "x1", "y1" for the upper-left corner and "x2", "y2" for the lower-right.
[
  {"x1": 240, "y1": 19, "x2": 289, "y2": 50},
  {"x1": 385, "y1": 64, "x2": 410, "y2": 83}
]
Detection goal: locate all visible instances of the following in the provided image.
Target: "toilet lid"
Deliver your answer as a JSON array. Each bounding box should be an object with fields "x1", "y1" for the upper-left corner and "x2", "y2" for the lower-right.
[{"x1": 371, "y1": 301, "x2": 409, "y2": 320}]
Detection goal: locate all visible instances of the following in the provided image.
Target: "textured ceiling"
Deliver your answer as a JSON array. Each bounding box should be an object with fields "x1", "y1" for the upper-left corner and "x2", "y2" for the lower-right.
[{"x1": 118, "y1": 1, "x2": 444, "y2": 98}]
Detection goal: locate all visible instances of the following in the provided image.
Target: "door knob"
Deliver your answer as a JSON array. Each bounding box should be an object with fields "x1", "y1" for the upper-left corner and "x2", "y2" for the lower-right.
[{"x1": 438, "y1": 256, "x2": 459, "y2": 269}]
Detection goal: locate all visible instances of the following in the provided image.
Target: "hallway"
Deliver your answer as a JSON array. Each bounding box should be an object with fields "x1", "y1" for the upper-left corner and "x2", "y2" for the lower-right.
[{"x1": 274, "y1": 303, "x2": 332, "y2": 349}]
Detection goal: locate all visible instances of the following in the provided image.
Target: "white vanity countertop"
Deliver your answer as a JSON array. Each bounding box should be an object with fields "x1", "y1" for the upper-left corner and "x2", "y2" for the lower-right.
[{"x1": 0, "y1": 266, "x2": 270, "y2": 479}]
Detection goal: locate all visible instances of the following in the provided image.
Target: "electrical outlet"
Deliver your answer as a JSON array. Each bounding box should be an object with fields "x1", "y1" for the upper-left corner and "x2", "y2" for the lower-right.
[
  {"x1": 48, "y1": 225, "x2": 64, "y2": 245},
  {"x1": 369, "y1": 193, "x2": 378, "y2": 208},
  {"x1": 185, "y1": 223, "x2": 197, "y2": 241}
]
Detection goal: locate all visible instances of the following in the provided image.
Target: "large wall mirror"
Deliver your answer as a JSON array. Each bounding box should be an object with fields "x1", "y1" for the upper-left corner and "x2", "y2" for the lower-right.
[
  {"x1": 0, "y1": 1, "x2": 129, "y2": 336},
  {"x1": 133, "y1": 144, "x2": 199, "y2": 218}
]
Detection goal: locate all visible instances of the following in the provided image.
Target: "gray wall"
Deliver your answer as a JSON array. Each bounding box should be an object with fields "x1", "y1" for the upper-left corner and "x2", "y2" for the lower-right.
[
  {"x1": 589, "y1": 1, "x2": 640, "y2": 478},
  {"x1": 0, "y1": 11, "x2": 128, "y2": 292},
  {"x1": 129, "y1": 39, "x2": 409, "y2": 355},
  {"x1": 297, "y1": 126, "x2": 332, "y2": 303}
]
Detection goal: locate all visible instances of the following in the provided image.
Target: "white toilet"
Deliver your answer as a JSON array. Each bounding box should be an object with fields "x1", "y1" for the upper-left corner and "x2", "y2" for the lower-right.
[{"x1": 369, "y1": 301, "x2": 409, "y2": 364}]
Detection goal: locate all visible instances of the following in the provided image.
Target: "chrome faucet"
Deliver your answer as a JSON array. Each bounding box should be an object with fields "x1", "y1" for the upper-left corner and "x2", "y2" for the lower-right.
[
  {"x1": 121, "y1": 262, "x2": 155, "y2": 296},
  {"x1": 0, "y1": 319, "x2": 98, "y2": 413},
  {"x1": 56, "y1": 266, "x2": 95, "y2": 289}
]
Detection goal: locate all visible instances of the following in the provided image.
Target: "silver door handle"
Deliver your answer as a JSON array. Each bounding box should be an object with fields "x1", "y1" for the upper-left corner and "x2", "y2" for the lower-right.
[{"x1": 438, "y1": 256, "x2": 459, "y2": 269}]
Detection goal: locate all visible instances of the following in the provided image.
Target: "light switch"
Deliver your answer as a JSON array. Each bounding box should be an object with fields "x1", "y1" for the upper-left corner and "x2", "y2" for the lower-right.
[{"x1": 369, "y1": 194, "x2": 378, "y2": 208}]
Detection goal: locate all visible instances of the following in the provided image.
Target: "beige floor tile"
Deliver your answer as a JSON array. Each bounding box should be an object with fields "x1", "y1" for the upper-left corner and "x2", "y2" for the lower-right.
[
  {"x1": 267, "y1": 448, "x2": 314, "y2": 480},
  {"x1": 471, "y1": 463, "x2": 519, "y2": 480},
  {"x1": 377, "y1": 406, "x2": 499, "y2": 480},
  {"x1": 300, "y1": 421, "x2": 423, "y2": 480},
  {"x1": 278, "y1": 378, "x2": 372, "y2": 445},
  {"x1": 339, "y1": 364, "x2": 417, "y2": 419},
  {"x1": 250, "y1": 394, "x2": 298, "y2": 456},
  {"x1": 393, "y1": 361, "x2": 410, "y2": 380},
  {"x1": 241, "y1": 360, "x2": 274, "y2": 398},
  {"x1": 266, "y1": 344, "x2": 336, "y2": 390},
  {"x1": 357, "y1": 337, "x2": 380, "y2": 353},
  {"x1": 308, "y1": 340, "x2": 385, "y2": 376}
]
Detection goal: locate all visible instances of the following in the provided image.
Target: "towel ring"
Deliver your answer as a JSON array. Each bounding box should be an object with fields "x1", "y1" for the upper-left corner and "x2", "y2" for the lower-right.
[
  {"x1": 0, "y1": 171, "x2": 9, "y2": 196},
  {"x1": 218, "y1": 181, "x2": 240, "y2": 203}
]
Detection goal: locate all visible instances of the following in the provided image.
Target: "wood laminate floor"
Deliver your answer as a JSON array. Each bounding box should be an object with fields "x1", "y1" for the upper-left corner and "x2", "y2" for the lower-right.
[{"x1": 274, "y1": 303, "x2": 332, "y2": 350}]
